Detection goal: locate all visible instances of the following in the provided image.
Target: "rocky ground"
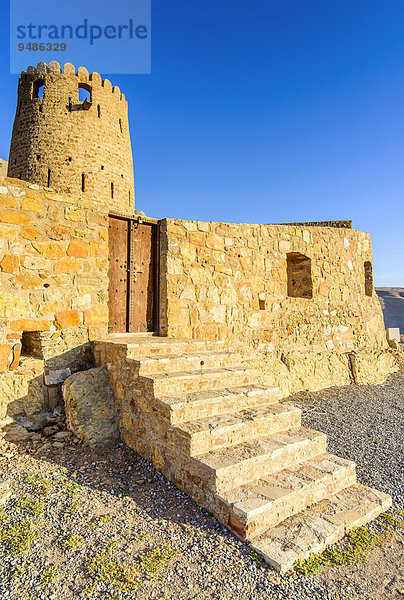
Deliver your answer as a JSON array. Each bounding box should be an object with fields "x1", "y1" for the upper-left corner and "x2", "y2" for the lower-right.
[{"x1": 0, "y1": 374, "x2": 403, "y2": 600}]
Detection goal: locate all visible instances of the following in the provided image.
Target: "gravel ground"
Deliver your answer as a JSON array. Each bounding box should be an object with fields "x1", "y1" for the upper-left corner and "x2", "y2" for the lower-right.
[
  {"x1": 291, "y1": 372, "x2": 404, "y2": 509},
  {"x1": 0, "y1": 374, "x2": 403, "y2": 600}
]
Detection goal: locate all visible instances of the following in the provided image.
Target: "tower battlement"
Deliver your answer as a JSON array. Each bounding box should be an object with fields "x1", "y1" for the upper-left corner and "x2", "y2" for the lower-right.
[
  {"x1": 8, "y1": 61, "x2": 135, "y2": 213},
  {"x1": 21, "y1": 61, "x2": 127, "y2": 101}
]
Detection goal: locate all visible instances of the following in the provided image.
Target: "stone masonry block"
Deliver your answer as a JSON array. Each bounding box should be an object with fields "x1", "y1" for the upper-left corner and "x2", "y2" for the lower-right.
[{"x1": 54, "y1": 310, "x2": 81, "y2": 330}]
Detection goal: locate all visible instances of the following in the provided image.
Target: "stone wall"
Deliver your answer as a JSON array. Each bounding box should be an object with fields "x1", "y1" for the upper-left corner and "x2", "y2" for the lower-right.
[
  {"x1": 0, "y1": 177, "x2": 109, "y2": 419},
  {"x1": 0, "y1": 178, "x2": 398, "y2": 420},
  {"x1": 277, "y1": 220, "x2": 352, "y2": 229},
  {"x1": 7, "y1": 61, "x2": 134, "y2": 214},
  {"x1": 159, "y1": 219, "x2": 388, "y2": 354},
  {"x1": 0, "y1": 160, "x2": 8, "y2": 179}
]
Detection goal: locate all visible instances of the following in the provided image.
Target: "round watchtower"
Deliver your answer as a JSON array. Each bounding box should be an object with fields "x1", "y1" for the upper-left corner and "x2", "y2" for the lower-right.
[{"x1": 7, "y1": 61, "x2": 135, "y2": 213}]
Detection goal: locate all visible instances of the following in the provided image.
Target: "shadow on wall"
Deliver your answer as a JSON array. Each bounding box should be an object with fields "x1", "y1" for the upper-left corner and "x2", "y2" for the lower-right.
[{"x1": 376, "y1": 288, "x2": 404, "y2": 341}]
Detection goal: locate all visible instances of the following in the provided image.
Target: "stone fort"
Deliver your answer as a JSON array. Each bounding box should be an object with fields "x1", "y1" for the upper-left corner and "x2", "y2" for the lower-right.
[{"x1": 0, "y1": 61, "x2": 399, "y2": 571}]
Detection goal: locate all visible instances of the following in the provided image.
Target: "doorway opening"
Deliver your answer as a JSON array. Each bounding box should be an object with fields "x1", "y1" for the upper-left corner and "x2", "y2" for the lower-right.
[{"x1": 108, "y1": 216, "x2": 159, "y2": 333}]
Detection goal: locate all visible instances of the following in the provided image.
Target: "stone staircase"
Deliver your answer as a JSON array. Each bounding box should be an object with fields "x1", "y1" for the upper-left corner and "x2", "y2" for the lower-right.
[{"x1": 94, "y1": 335, "x2": 391, "y2": 572}]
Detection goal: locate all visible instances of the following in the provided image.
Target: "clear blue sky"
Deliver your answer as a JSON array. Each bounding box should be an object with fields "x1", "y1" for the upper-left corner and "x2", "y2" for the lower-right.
[{"x1": 1, "y1": 1, "x2": 403, "y2": 285}]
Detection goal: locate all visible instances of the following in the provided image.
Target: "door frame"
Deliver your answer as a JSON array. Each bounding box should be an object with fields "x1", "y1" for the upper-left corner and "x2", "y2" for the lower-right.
[{"x1": 108, "y1": 212, "x2": 160, "y2": 334}]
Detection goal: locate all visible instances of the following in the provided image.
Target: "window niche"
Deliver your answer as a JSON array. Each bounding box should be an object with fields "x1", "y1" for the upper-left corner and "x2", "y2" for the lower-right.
[
  {"x1": 78, "y1": 84, "x2": 92, "y2": 110},
  {"x1": 364, "y1": 261, "x2": 373, "y2": 297},
  {"x1": 21, "y1": 332, "x2": 44, "y2": 358},
  {"x1": 287, "y1": 252, "x2": 313, "y2": 299},
  {"x1": 32, "y1": 79, "x2": 45, "y2": 99}
]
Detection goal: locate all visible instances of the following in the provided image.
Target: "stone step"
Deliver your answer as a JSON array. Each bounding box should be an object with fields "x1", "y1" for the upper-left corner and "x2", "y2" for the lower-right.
[
  {"x1": 145, "y1": 367, "x2": 259, "y2": 397},
  {"x1": 250, "y1": 482, "x2": 392, "y2": 572},
  {"x1": 156, "y1": 384, "x2": 281, "y2": 425},
  {"x1": 132, "y1": 351, "x2": 242, "y2": 376},
  {"x1": 125, "y1": 337, "x2": 226, "y2": 358},
  {"x1": 174, "y1": 403, "x2": 302, "y2": 456},
  {"x1": 94, "y1": 336, "x2": 226, "y2": 361},
  {"x1": 216, "y1": 452, "x2": 356, "y2": 540},
  {"x1": 187, "y1": 427, "x2": 327, "y2": 495}
]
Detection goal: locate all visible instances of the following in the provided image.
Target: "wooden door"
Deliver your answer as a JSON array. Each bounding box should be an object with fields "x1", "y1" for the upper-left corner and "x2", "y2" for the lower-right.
[
  {"x1": 108, "y1": 217, "x2": 158, "y2": 333},
  {"x1": 129, "y1": 222, "x2": 157, "y2": 332},
  {"x1": 108, "y1": 217, "x2": 130, "y2": 333}
]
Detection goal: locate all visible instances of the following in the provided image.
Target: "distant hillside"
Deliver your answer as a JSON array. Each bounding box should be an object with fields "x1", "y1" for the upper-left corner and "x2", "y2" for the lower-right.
[
  {"x1": 0, "y1": 158, "x2": 8, "y2": 178},
  {"x1": 376, "y1": 287, "x2": 404, "y2": 338}
]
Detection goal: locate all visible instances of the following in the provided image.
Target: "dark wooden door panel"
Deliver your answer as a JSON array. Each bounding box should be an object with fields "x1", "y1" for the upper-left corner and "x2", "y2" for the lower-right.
[
  {"x1": 108, "y1": 217, "x2": 129, "y2": 333},
  {"x1": 108, "y1": 217, "x2": 158, "y2": 334},
  {"x1": 129, "y1": 223, "x2": 156, "y2": 332}
]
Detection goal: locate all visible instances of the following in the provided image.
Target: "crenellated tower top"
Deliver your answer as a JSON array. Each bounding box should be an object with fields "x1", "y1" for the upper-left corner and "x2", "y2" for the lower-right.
[{"x1": 8, "y1": 61, "x2": 135, "y2": 213}]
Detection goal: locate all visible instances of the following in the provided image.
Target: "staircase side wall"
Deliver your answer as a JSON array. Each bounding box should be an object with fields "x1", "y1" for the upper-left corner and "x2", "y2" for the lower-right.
[{"x1": 93, "y1": 342, "x2": 220, "y2": 513}]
